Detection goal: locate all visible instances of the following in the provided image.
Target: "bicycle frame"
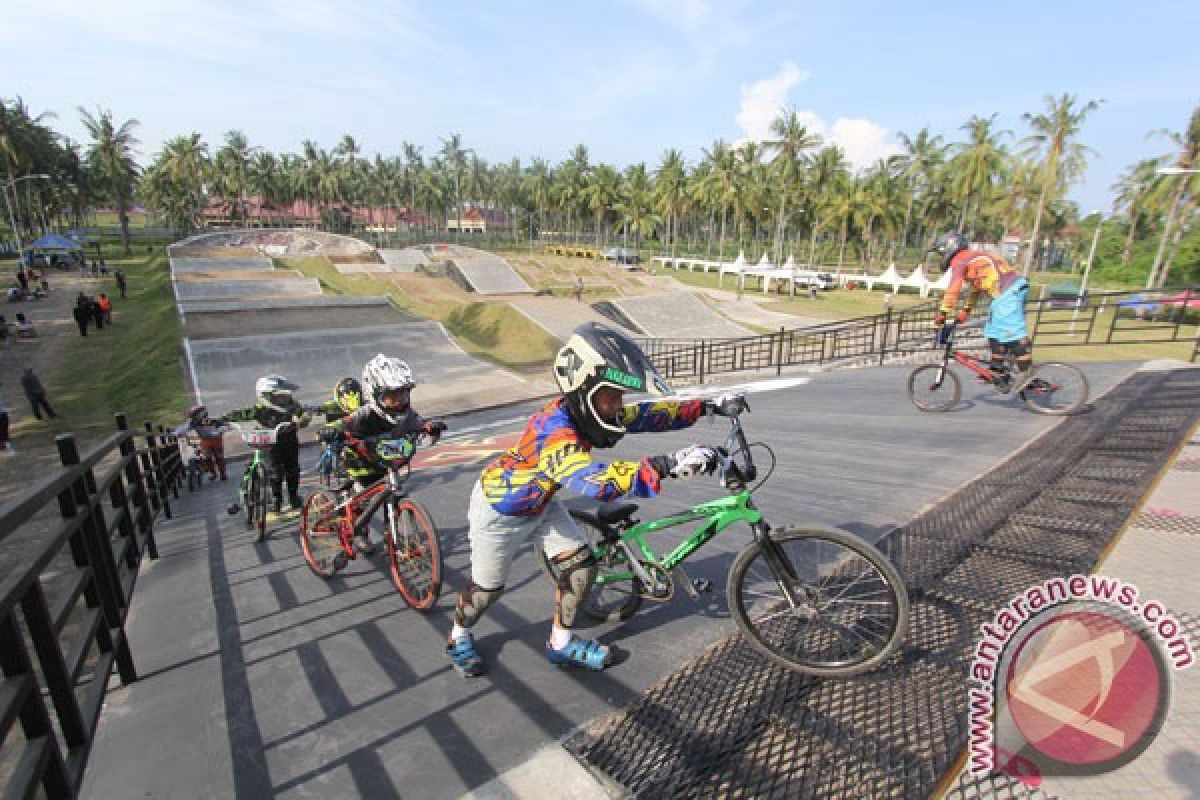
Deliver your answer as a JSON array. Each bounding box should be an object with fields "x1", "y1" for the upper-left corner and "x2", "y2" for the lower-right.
[
  {"x1": 598, "y1": 493, "x2": 762, "y2": 587},
  {"x1": 931, "y1": 328, "x2": 1008, "y2": 387}
]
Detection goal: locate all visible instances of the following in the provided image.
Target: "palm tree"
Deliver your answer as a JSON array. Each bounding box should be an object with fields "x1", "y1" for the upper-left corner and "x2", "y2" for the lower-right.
[
  {"x1": 654, "y1": 149, "x2": 687, "y2": 259},
  {"x1": 765, "y1": 109, "x2": 822, "y2": 262},
  {"x1": 615, "y1": 163, "x2": 657, "y2": 255},
  {"x1": 895, "y1": 127, "x2": 948, "y2": 252},
  {"x1": 214, "y1": 130, "x2": 257, "y2": 226},
  {"x1": 1020, "y1": 93, "x2": 1104, "y2": 274},
  {"x1": 1146, "y1": 106, "x2": 1200, "y2": 288},
  {"x1": 78, "y1": 107, "x2": 140, "y2": 254},
  {"x1": 440, "y1": 132, "x2": 469, "y2": 236},
  {"x1": 1111, "y1": 158, "x2": 1164, "y2": 266},
  {"x1": 806, "y1": 144, "x2": 850, "y2": 267},
  {"x1": 585, "y1": 163, "x2": 620, "y2": 249},
  {"x1": 950, "y1": 114, "x2": 1010, "y2": 234}
]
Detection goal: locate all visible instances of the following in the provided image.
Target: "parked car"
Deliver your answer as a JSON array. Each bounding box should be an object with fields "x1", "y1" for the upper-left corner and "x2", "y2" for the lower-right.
[
  {"x1": 1159, "y1": 290, "x2": 1200, "y2": 309},
  {"x1": 793, "y1": 270, "x2": 836, "y2": 290},
  {"x1": 602, "y1": 247, "x2": 640, "y2": 265}
]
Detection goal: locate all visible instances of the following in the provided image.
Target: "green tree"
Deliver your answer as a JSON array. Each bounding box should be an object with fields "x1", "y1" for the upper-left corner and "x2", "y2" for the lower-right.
[{"x1": 79, "y1": 107, "x2": 140, "y2": 254}]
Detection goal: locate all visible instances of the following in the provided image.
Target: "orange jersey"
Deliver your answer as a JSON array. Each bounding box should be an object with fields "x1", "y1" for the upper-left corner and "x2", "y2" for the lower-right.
[{"x1": 940, "y1": 249, "x2": 1021, "y2": 314}]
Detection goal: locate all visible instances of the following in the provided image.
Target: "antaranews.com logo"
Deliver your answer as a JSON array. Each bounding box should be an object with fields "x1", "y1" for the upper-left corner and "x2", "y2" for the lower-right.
[{"x1": 967, "y1": 573, "x2": 1194, "y2": 786}]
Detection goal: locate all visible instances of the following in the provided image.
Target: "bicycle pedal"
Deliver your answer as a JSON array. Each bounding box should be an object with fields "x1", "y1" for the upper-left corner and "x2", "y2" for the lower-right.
[
  {"x1": 333, "y1": 552, "x2": 349, "y2": 571},
  {"x1": 692, "y1": 578, "x2": 713, "y2": 594}
]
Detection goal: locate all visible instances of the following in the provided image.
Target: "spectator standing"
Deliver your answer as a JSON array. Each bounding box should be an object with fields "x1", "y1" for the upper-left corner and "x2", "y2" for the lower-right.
[
  {"x1": 114, "y1": 269, "x2": 127, "y2": 299},
  {"x1": 0, "y1": 381, "x2": 12, "y2": 452},
  {"x1": 91, "y1": 294, "x2": 105, "y2": 330},
  {"x1": 72, "y1": 294, "x2": 91, "y2": 337},
  {"x1": 97, "y1": 293, "x2": 113, "y2": 324},
  {"x1": 15, "y1": 268, "x2": 28, "y2": 295},
  {"x1": 573, "y1": 274, "x2": 584, "y2": 302},
  {"x1": 20, "y1": 367, "x2": 56, "y2": 421}
]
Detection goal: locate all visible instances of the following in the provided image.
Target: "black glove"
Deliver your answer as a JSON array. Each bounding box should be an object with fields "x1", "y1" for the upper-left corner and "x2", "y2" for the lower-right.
[
  {"x1": 646, "y1": 455, "x2": 673, "y2": 479},
  {"x1": 424, "y1": 420, "x2": 448, "y2": 437},
  {"x1": 319, "y1": 426, "x2": 343, "y2": 444}
]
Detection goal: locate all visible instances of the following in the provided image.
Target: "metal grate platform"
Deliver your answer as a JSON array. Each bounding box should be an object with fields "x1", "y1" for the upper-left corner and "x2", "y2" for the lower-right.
[
  {"x1": 1134, "y1": 510, "x2": 1200, "y2": 535},
  {"x1": 566, "y1": 370, "x2": 1200, "y2": 799}
]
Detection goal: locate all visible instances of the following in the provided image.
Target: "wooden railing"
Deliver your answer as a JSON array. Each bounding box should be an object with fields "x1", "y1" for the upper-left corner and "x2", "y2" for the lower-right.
[{"x1": 0, "y1": 414, "x2": 183, "y2": 799}]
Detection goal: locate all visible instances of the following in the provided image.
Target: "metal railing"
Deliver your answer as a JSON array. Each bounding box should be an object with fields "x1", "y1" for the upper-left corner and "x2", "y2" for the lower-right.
[
  {"x1": 637, "y1": 286, "x2": 1200, "y2": 383},
  {"x1": 0, "y1": 414, "x2": 183, "y2": 799}
]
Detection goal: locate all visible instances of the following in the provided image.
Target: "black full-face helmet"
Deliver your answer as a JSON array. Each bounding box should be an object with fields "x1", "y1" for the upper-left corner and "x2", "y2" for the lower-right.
[
  {"x1": 931, "y1": 231, "x2": 970, "y2": 269},
  {"x1": 334, "y1": 377, "x2": 363, "y2": 414},
  {"x1": 553, "y1": 322, "x2": 671, "y2": 448}
]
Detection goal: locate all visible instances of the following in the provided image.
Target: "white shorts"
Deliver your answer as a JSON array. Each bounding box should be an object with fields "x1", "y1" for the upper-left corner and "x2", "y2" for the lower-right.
[{"x1": 467, "y1": 481, "x2": 585, "y2": 589}]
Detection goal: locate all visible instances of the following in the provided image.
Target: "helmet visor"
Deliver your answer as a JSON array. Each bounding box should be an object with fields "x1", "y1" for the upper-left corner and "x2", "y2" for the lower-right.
[
  {"x1": 379, "y1": 387, "x2": 411, "y2": 411},
  {"x1": 583, "y1": 324, "x2": 671, "y2": 397}
]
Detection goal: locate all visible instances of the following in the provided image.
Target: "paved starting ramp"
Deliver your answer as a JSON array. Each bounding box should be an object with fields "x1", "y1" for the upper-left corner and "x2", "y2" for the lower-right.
[
  {"x1": 170, "y1": 256, "x2": 275, "y2": 274},
  {"x1": 507, "y1": 296, "x2": 636, "y2": 340},
  {"x1": 181, "y1": 296, "x2": 410, "y2": 339},
  {"x1": 185, "y1": 321, "x2": 549, "y2": 414},
  {"x1": 174, "y1": 278, "x2": 324, "y2": 304},
  {"x1": 445, "y1": 246, "x2": 534, "y2": 294},
  {"x1": 612, "y1": 292, "x2": 753, "y2": 339}
]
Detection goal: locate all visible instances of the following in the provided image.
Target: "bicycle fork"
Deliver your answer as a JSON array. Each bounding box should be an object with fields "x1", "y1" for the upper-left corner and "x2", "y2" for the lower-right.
[{"x1": 751, "y1": 523, "x2": 809, "y2": 613}]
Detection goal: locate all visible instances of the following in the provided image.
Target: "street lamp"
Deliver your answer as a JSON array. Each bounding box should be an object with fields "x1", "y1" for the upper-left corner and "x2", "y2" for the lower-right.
[
  {"x1": 1070, "y1": 210, "x2": 1103, "y2": 335},
  {"x1": 2, "y1": 173, "x2": 52, "y2": 266}
]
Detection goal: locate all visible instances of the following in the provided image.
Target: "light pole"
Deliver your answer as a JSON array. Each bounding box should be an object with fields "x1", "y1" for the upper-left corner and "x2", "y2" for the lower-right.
[
  {"x1": 1070, "y1": 210, "x2": 1103, "y2": 335},
  {"x1": 2, "y1": 173, "x2": 52, "y2": 266}
]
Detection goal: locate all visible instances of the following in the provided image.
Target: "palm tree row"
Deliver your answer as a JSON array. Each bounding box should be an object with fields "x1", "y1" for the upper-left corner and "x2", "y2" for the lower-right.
[{"x1": 3, "y1": 95, "x2": 1196, "y2": 284}]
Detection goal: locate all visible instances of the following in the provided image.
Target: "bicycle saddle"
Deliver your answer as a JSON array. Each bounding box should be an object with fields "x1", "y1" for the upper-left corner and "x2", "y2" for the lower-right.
[{"x1": 574, "y1": 504, "x2": 638, "y2": 528}]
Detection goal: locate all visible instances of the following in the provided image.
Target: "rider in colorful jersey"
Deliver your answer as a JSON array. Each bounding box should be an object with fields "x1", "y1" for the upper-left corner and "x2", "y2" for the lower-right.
[
  {"x1": 320, "y1": 355, "x2": 446, "y2": 554},
  {"x1": 445, "y1": 322, "x2": 725, "y2": 677},
  {"x1": 184, "y1": 404, "x2": 229, "y2": 480},
  {"x1": 931, "y1": 231, "x2": 1033, "y2": 391}
]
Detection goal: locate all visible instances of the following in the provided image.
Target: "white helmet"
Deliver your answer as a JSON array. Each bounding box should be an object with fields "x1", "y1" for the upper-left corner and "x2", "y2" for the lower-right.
[
  {"x1": 256, "y1": 374, "x2": 298, "y2": 412},
  {"x1": 362, "y1": 354, "x2": 416, "y2": 423}
]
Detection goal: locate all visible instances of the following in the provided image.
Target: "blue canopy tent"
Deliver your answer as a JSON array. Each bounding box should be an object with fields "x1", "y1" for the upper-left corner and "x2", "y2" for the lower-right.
[
  {"x1": 28, "y1": 234, "x2": 83, "y2": 251},
  {"x1": 23, "y1": 233, "x2": 84, "y2": 269}
]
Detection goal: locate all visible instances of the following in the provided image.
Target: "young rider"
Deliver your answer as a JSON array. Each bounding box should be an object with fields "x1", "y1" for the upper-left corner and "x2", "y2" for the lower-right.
[
  {"x1": 320, "y1": 355, "x2": 447, "y2": 554},
  {"x1": 931, "y1": 231, "x2": 1033, "y2": 391},
  {"x1": 445, "y1": 322, "x2": 725, "y2": 677},
  {"x1": 224, "y1": 374, "x2": 311, "y2": 513},
  {"x1": 184, "y1": 404, "x2": 229, "y2": 480}
]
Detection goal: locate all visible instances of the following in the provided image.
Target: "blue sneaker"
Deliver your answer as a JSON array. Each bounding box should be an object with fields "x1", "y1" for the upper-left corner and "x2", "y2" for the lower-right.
[
  {"x1": 446, "y1": 633, "x2": 485, "y2": 677},
  {"x1": 546, "y1": 635, "x2": 612, "y2": 671}
]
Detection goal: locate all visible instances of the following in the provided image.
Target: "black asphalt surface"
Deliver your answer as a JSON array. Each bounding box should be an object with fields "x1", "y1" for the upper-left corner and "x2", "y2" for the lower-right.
[{"x1": 82, "y1": 362, "x2": 1137, "y2": 799}]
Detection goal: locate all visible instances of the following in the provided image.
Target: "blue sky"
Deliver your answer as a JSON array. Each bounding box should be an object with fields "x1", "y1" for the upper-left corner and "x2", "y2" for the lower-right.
[{"x1": 4, "y1": 0, "x2": 1197, "y2": 214}]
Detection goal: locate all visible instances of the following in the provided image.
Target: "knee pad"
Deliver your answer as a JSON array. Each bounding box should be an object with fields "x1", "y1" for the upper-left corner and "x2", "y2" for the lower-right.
[
  {"x1": 454, "y1": 581, "x2": 503, "y2": 628},
  {"x1": 553, "y1": 546, "x2": 597, "y2": 629}
]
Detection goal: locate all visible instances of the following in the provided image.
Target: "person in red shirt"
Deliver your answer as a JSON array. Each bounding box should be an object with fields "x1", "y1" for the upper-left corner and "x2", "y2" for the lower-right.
[{"x1": 931, "y1": 232, "x2": 1033, "y2": 391}]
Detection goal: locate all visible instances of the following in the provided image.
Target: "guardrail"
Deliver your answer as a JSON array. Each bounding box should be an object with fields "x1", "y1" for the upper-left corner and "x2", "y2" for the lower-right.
[
  {"x1": 638, "y1": 286, "x2": 1200, "y2": 383},
  {"x1": 0, "y1": 415, "x2": 183, "y2": 799}
]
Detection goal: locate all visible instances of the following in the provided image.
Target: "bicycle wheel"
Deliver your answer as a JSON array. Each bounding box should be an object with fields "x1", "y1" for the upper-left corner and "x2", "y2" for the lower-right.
[
  {"x1": 536, "y1": 511, "x2": 643, "y2": 623},
  {"x1": 241, "y1": 470, "x2": 256, "y2": 531},
  {"x1": 907, "y1": 364, "x2": 961, "y2": 412},
  {"x1": 1020, "y1": 362, "x2": 1089, "y2": 416},
  {"x1": 386, "y1": 499, "x2": 442, "y2": 610},
  {"x1": 252, "y1": 463, "x2": 270, "y2": 542},
  {"x1": 727, "y1": 528, "x2": 908, "y2": 677},
  {"x1": 300, "y1": 490, "x2": 345, "y2": 578}
]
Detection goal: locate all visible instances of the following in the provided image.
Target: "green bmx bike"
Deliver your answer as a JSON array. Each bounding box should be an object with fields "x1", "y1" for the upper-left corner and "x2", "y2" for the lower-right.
[
  {"x1": 225, "y1": 421, "x2": 292, "y2": 542},
  {"x1": 540, "y1": 394, "x2": 908, "y2": 677}
]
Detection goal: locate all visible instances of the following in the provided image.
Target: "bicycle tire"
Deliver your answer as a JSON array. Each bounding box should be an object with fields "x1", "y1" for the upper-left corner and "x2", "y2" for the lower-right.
[
  {"x1": 300, "y1": 490, "x2": 344, "y2": 578},
  {"x1": 386, "y1": 499, "x2": 442, "y2": 610},
  {"x1": 253, "y1": 463, "x2": 270, "y2": 542},
  {"x1": 727, "y1": 527, "x2": 908, "y2": 677},
  {"x1": 907, "y1": 364, "x2": 961, "y2": 412},
  {"x1": 241, "y1": 470, "x2": 256, "y2": 531},
  {"x1": 536, "y1": 511, "x2": 643, "y2": 623},
  {"x1": 1020, "y1": 362, "x2": 1089, "y2": 416}
]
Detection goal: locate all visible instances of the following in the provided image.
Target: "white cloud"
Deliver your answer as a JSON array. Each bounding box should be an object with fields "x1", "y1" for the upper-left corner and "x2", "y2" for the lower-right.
[
  {"x1": 734, "y1": 64, "x2": 900, "y2": 171},
  {"x1": 829, "y1": 118, "x2": 901, "y2": 170},
  {"x1": 630, "y1": 0, "x2": 752, "y2": 49},
  {"x1": 734, "y1": 62, "x2": 811, "y2": 145}
]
